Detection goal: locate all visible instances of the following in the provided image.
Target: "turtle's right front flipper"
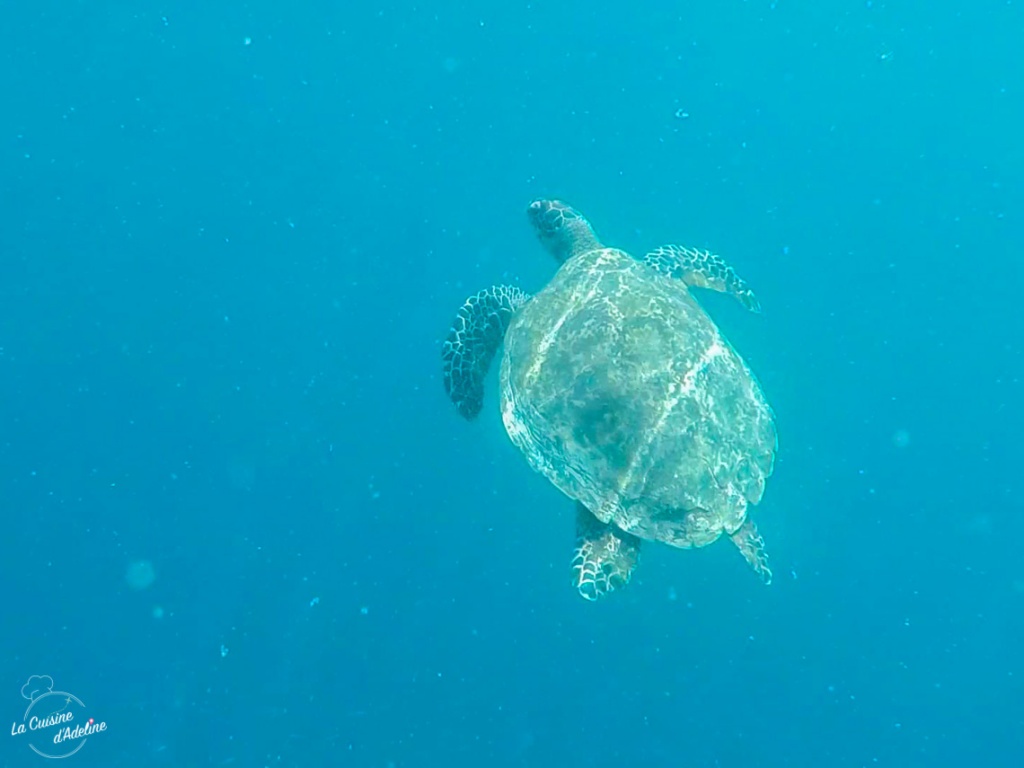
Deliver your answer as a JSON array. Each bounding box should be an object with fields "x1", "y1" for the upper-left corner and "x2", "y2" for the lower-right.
[
  {"x1": 442, "y1": 285, "x2": 530, "y2": 420},
  {"x1": 571, "y1": 503, "x2": 641, "y2": 601},
  {"x1": 644, "y1": 245, "x2": 761, "y2": 312}
]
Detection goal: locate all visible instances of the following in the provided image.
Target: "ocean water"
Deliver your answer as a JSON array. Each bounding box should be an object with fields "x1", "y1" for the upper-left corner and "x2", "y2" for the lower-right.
[{"x1": 1, "y1": 1, "x2": 1021, "y2": 766}]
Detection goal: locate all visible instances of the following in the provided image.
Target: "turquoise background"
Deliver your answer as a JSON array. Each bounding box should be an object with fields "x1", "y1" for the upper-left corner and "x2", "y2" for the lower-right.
[{"x1": 1, "y1": 2, "x2": 1021, "y2": 766}]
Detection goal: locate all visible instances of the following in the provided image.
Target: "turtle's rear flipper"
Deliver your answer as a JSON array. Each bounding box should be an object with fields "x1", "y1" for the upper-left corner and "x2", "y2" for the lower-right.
[
  {"x1": 442, "y1": 285, "x2": 530, "y2": 420},
  {"x1": 571, "y1": 503, "x2": 641, "y2": 600},
  {"x1": 730, "y1": 519, "x2": 773, "y2": 584},
  {"x1": 644, "y1": 245, "x2": 761, "y2": 313}
]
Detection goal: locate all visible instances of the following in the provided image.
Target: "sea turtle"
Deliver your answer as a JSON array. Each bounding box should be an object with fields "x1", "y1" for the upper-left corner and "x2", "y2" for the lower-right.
[{"x1": 442, "y1": 199, "x2": 777, "y2": 600}]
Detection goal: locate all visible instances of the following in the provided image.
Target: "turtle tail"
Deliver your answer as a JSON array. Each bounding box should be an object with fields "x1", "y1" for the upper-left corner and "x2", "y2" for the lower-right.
[{"x1": 442, "y1": 285, "x2": 530, "y2": 420}]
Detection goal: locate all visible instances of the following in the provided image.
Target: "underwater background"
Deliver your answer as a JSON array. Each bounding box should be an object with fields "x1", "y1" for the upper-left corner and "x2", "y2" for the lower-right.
[{"x1": 1, "y1": 1, "x2": 1022, "y2": 766}]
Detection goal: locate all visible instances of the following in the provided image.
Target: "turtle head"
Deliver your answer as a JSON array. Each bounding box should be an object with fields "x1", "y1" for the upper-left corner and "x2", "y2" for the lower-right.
[{"x1": 527, "y1": 199, "x2": 602, "y2": 264}]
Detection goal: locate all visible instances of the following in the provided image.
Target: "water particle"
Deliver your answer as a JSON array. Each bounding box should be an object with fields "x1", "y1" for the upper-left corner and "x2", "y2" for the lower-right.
[{"x1": 126, "y1": 560, "x2": 157, "y2": 591}]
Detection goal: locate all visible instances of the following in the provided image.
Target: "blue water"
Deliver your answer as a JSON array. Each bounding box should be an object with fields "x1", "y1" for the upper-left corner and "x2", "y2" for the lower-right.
[{"x1": 1, "y1": 2, "x2": 1021, "y2": 766}]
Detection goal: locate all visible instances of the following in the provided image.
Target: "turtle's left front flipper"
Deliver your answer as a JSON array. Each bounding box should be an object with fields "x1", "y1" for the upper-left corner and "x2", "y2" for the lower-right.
[
  {"x1": 442, "y1": 285, "x2": 531, "y2": 420},
  {"x1": 729, "y1": 519, "x2": 772, "y2": 584},
  {"x1": 571, "y1": 503, "x2": 641, "y2": 601},
  {"x1": 644, "y1": 245, "x2": 761, "y2": 312}
]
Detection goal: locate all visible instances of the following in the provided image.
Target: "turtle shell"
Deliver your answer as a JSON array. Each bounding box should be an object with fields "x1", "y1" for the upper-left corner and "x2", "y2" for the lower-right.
[{"x1": 500, "y1": 246, "x2": 776, "y2": 549}]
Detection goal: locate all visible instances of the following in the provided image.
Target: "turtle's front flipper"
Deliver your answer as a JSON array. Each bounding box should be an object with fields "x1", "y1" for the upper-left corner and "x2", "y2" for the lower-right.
[
  {"x1": 571, "y1": 502, "x2": 641, "y2": 601},
  {"x1": 442, "y1": 285, "x2": 530, "y2": 420},
  {"x1": 644, "y1": 245, "x2": 761, "y2": 313},
  {"x1": 729, "y1": 519, "x2": 773, "y2": 584}
]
